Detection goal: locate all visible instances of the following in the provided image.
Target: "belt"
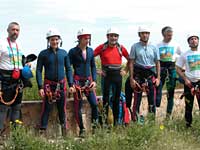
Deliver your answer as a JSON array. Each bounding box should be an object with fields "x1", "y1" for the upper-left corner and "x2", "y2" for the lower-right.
[
  {"x1": 0, "y1": 69, "x2": 12, "y2": 78},
  {"x1": 44, "y1": 79, "x2": 65, "y2": 85},
  {"x1": 73, "y1": 75, "x2": 92, "y2": 81},
  {"x1": 102, "y1": 65, "x2": 121, "y2": 71}
]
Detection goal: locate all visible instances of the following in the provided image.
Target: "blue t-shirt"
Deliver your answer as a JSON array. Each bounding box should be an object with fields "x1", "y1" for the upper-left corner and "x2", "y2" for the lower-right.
[{"x1": 129, "y1": 42, "x2": 160, "y2": 67}]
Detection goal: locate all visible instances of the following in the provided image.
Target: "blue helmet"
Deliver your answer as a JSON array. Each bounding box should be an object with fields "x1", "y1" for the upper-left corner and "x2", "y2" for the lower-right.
[{"x1": 22, "y1": 65, "x2": 33, "y2": 79}]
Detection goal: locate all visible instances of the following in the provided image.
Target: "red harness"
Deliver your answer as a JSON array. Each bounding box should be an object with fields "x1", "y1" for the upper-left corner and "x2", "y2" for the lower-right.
[
  {"x1": 44, "y1": 79, "x2": 65, "y2": 104},
  {"x1": 73, "y1": 75, "x2": 92, "y2": 100}
]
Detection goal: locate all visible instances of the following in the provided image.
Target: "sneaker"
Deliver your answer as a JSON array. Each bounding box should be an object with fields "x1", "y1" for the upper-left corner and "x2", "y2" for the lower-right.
[{"x1": 136, "y1": 113, "x2": 145, "y2": 125}]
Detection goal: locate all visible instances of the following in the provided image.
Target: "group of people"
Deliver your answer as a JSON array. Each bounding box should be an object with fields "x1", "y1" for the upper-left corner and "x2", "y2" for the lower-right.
[{"x1": 0, "y1": 21, "x2": 200, "y2": 138}]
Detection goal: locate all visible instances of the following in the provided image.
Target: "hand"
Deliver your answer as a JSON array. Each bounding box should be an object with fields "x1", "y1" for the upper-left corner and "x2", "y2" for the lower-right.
[
  {"x1": 69, "y1": 86, "x2": 76, "y2": 93},
  {"x1": 184, "y1": 78, "x2": 192, "y2": 88},
  {"x1": 190, "y1": 87, "x2": 195, "y2": 96},
  {"x1": 89, "y1": 81, "x2": 96, "y2": 90},
  {"x1": 130, "y1": 78, "x2": 136, "y2": 89},
  {"x1": 96, "y1": 69, "x2": 106, "y2": 76},
  {"x1": 120, "y1": 69, "x2": 127, "y2": 76},
  {"x1": 39, "y1": 89, "x2": 45, "y2": 98},
  {"x1": 154, "y1": 78, "x2": 160, "y2": 87},
  {"x1": 25, "y1": 62, "x2": 31, "y2": 67}
]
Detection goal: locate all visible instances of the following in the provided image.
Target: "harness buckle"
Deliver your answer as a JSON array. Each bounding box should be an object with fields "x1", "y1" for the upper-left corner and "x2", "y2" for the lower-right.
[
  {"x1": 18, "y1": 83, "x2": 24, "y2": 93},
  {"x1": 56, "y1": 83, "x2": 60, "y2": 91}
]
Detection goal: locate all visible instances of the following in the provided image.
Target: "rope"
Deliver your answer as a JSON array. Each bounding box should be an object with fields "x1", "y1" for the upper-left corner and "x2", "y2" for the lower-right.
[
  {"x1": 74, "y1": 84, "x2": 91, "y2": 100},
  {"x1": 0, "y1": 86, "x2": 19, "y2": 105}
]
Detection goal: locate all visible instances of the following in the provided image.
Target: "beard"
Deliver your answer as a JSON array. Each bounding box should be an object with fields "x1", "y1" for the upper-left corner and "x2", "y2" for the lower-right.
[
  {"x1": 140, "y1": 37, "x2": 149, "y2": 43},
  {"x1": 190, "y1": 44, "x2": 198, "y2": 48},
  {"x1": 109, "y1": 40, "x2": 118, "y2": 46},
  {"x1": 10, "y1": 34, "x2": 18, "y2": 41}
]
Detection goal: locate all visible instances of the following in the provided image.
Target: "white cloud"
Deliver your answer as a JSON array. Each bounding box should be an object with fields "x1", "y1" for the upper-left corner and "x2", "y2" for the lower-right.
[
  {"x1": 32, "y1": 0, "x2": 200, "y2": 31},
  {"x1": 1, "y1": 0, "x2": 199, "y2": 55}
]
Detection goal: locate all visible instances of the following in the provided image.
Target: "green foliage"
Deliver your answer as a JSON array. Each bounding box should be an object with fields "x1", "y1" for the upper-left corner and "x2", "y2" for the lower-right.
[{"x1": 3, "y1": 115, "x2": 200, "y2": 150}]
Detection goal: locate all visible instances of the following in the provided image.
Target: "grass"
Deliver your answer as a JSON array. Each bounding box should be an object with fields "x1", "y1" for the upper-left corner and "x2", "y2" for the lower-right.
[{"x1": 2, "y1": 115, "x2": 200, "y2": 150}]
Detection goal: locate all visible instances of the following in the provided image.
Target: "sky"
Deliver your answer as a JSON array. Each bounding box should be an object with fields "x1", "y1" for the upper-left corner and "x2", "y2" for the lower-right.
[{"x1": 0, "y1": 0, "x2": 200, "y2": 57}]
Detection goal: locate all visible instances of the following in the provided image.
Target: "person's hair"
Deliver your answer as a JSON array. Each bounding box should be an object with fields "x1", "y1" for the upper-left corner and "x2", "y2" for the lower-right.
[
  {"x1": 7, "y1": 22, "x2": 20, "y2": 31},
  {"x1": 161, "y1": 26, "x2": 173, "y2": 36}
]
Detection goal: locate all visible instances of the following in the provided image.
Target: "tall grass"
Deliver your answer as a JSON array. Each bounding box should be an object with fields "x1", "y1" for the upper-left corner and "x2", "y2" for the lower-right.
[{"x1": 2, "y1": 115, "x2": 200, "y2": 150}]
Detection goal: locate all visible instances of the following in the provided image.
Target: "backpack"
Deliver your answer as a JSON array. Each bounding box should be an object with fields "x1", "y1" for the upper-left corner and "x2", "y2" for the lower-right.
[
  {"x1": 110, "y1": 92, "x2": 130, "y2": 125},
  {"x1": 118, "y1": 92, "x2": 130, "y2": 124}
]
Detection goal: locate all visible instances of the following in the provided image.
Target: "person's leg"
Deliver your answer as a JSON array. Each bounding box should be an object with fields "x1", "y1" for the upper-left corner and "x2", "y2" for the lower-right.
[
  {"x1": 40, "y1": 96, "x2": 53, "y2": 130},
  {"x1": 132, "y1": 84, "x2": 142, "y2": 122},
  {"x1": 56, "y1": 89, "x2": 67, "y2": 128},
  {"x1": 156, "y1": 68, "x2": 166, "y2": 107},
  {"x1": 184, "y1": 85, "x2": 194, "y2": 127},
  {"x1": 56, "y1": 87, "x2": 68, "y2": 136},
  {"x1": 10, "y1": 104, "x2": 21, "y2": 123},
  {"x1": 112, "y1": 74, "x2": 122, "y2": 125},
  {"x1": 125, "y1": 77, "x2": 133, "y2": 110},
  {"x1": 86, "y1": 91, "x2": 98, "y2": 124},
  {"x1": 10, "y1": 92, "x2": 23, "y2": 123},
  {"x1": 0, "y1": 105, "x2": 9, "y2": 132},
  {"x1": 103, "y1": 75, "x2": 111, "y2": 122},
  {"x1": 147, "y1": 77, "x2": 156, "y2": 114},
  {"x1": 166, "y1": 68, "x2": 176, "y2": 115},
  {"x1": 73, "y1": 94, "x2": 84, "y2": 130}
]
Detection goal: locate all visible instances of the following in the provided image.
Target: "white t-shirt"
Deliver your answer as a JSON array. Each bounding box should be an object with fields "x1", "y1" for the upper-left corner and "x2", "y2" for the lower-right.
[
  {"x1": 176, "y1": 49, "x2": 200, "y2": 82},
  {"x1": 0, "y1": 38, "x2": 23, "y2": 70},
  {"x1": 157, "y1": 41, "x2": 181, "y2": 62}
]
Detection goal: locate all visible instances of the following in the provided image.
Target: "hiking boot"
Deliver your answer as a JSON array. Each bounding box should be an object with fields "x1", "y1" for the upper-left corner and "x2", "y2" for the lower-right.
[
  {"x1": 166, "y1": 113, "x2": 171, "y2": 120},
  {"x1": 79, "y1": 128, "x2": 86, "y2": 138},
  {"x1": 39, "y1": 129, "x2": 47, "y2": 137},
  {"x1": 137, "y1": 114, "x2": 145, "y2": 125},
  {"x1": 186, "y1": 123, "x2": 192, "y2": 128},
  {"x1": 61, "y1": 127, "x2": 68, "y2": 137}
]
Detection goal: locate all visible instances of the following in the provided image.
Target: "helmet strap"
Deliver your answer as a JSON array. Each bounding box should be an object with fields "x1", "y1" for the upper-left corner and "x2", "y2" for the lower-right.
[
  {"x1": 60, "y1": 38, "x2": 63, "y2": 47},
  {"x1": 47, "y1": 40, "x2": 50, "y2": 48}
]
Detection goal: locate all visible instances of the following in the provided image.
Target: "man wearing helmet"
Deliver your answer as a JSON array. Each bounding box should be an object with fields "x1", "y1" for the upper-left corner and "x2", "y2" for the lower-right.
[
  {"x1": 156, "y1": 26, "x2": 182, "y2": 119},
  {"x1": 36, "y1": 28, "x2": 74, "y2": 135},
  {"x1": 176, "y1": 33, "x2": 200, "y2": 128},
  {"x1": 0, "y1": 22, "x2": 33, "y2": 135},
  {"x1": 128, "y1": 26, "x2": 160, "y2": 122},
  {"x1": 68, "y1": 28, "x2": 98, "y2": 137},
  {"x1": 94, "y1": 27, "x2": 129, "y2": 126}
]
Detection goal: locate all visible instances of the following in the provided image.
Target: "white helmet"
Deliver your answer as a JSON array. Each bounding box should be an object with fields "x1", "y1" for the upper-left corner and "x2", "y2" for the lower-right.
[
  {"x1": 46, "y1": 28, "x2": 61, "y2": 39},
  {"x1": 77, "y1": 28, "x2": 91, "y2": 39},
  {"x1": 138, "y1": 26, "x2": 150, "y2": 33},
  {"x1": 106, "y1": 27, "x2": 119, "y2": 35},
  {"x1": 187, "y1": 33, "x2": 199, "y2": 42}
]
